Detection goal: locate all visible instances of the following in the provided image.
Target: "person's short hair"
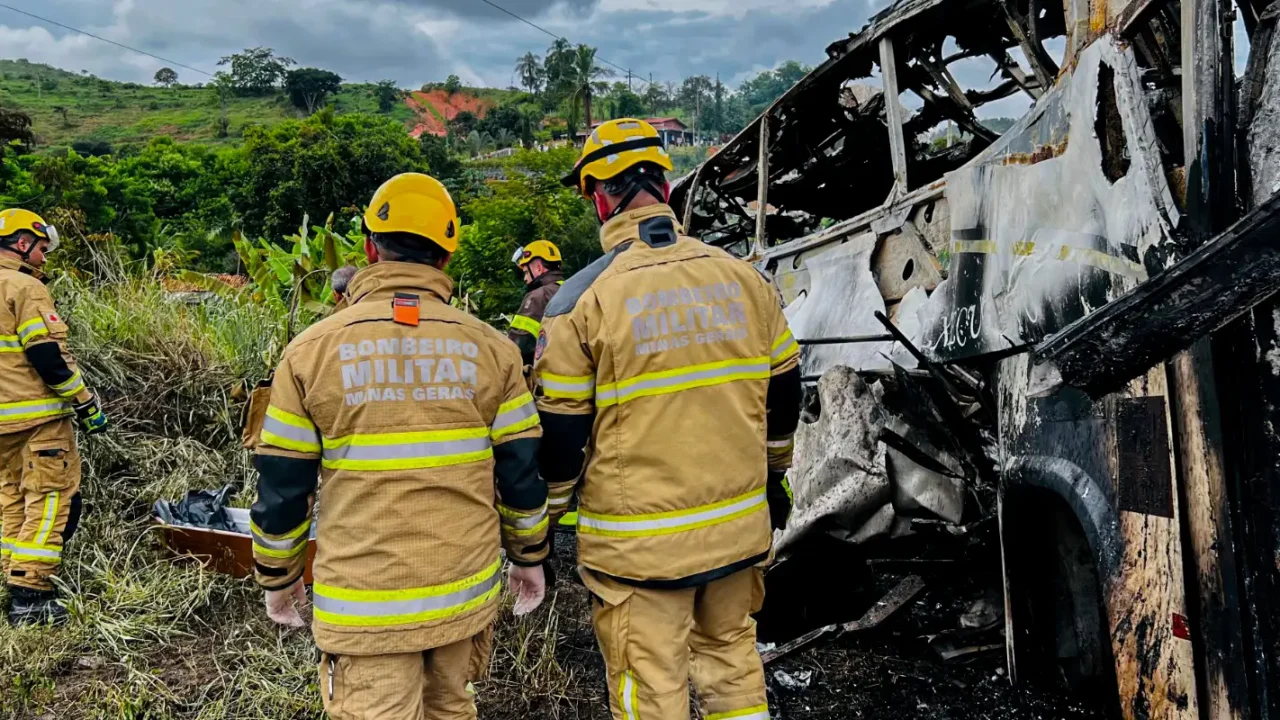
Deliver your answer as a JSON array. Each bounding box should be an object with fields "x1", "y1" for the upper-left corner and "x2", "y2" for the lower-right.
[
  {"x1": 370, "y1": 231, "x2": 449, "y2": 265},
  {"x1": 0, "y1": 230, "x2": 37, "y2": 249},
  {"x1": 331, "y1": 265, "x2": 358, "y2": 296}
]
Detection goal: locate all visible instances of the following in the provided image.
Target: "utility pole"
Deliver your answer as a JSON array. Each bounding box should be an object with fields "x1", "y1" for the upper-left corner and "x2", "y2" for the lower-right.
[{"x1": 627, "y1": 69, "x2": 633, "y2": 92}]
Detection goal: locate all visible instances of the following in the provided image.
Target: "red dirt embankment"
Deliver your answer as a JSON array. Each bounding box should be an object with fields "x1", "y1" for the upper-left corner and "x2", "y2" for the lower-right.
[{"x1": 406, "y1": 89, "x2": 495, "y2": 138}]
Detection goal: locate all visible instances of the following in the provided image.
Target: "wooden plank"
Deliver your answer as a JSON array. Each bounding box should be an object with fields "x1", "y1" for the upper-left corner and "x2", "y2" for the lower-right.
[
  {"x1": 990, "y1": 51, "x2": 1043, "y2": 99},
  {"x1": 879, "y1": 37, "x2": 910, "y2": 194},
  {"x1": 843, "y1": 575, "x2": 927, "y2": 632}
]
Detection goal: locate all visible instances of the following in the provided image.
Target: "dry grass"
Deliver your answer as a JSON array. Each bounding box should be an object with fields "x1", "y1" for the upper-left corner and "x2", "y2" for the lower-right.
[{"x1": 0, "y1": 263, "x2": 604, "y2": 719}]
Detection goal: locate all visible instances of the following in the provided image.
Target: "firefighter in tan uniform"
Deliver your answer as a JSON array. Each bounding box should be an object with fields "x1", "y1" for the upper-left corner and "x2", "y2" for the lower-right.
[
  {"x1": 507, "y1": 240, "x2": 564, "y2": 368},
  {"x1": 536, "y1": 120, "x2": 802, "y2": 720},
  {"x1": 251, "y1": 174, "x2": 550, "y2": 720},
  {"x1": 0, "y1": 208, "x2": 109, "y2": 626}
]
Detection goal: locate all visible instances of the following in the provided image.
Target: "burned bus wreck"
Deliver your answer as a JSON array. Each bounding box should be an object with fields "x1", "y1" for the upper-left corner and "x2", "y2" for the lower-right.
[{"x1": 673, "y1": 0, "x2": 1280, "y2": 716}]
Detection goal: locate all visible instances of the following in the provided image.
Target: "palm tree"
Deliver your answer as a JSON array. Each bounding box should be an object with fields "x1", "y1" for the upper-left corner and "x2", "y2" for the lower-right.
[
  {"x1": 566, "y1": 45, "x2": 614, "y2": 132},
  {"x1": 544, "y1": 38, "x2": 573, "y2": 94},
  {"x1": 514, "y1": 52, "x2": 543, "y2": 95},
  {"x1": 494, "y1": 128, "x2": 516, "y2": 149}
]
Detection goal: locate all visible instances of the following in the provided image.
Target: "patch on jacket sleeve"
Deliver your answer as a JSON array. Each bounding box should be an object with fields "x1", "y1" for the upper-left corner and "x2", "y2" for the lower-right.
[
  {"x1": 545, "y1": 242, "x2": 632, "y2": 318},
  {"x1": 534, "y1": 329, "x2": 549, "y2": 361}
]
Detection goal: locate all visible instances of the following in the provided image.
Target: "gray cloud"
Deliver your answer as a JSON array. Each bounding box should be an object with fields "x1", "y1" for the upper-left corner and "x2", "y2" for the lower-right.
[{"x1": 0, "y1": 0, "x2": 881, "y2": 94}]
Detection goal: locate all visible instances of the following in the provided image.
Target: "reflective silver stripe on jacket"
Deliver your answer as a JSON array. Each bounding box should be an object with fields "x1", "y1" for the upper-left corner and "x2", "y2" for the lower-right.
[
  {"x1": 595, "y1": 360, "x2": 770, "y2": 406},
  {"x1": 0, "y1": 399, "x2": 69, "y2": 419},
  {"x1": 261, "y1": 414, "x2": 321, "y2": 448},
  {"x1": 313, "y1": 566, "x2": 501, "y2": 621},
  {"x1": 17, "y1": 320, "x2": 48, "y2": 344},
  {"x1": 502, "y1": 505, "x2": 548, "y2": 530},
  {"x1": 491, "y1": 396, "x2": 538, "y2": 439},
  {"x1": 322, "y1": 435, "x2": 492, "y2": 463}
]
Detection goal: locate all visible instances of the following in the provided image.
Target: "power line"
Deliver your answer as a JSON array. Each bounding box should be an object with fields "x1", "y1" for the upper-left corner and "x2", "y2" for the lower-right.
[
  {"x1": 0, "y1": 3, "x2": 214, "y2": 77},
  {"x1": 477, "y1": 0, "x2": 653, "y2": 89}
]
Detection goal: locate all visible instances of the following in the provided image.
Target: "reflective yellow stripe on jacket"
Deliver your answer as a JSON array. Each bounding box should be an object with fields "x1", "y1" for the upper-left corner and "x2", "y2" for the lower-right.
[
  {"x1": 251, "y1": 518, "x2": 311, "y2": 559},
  {"x1": 540, "y1": 372, "x2": 594, "y2": 400},
  {"x1": 490, "y1": 392, "x2": 539, "y2": 441},
  {"x1": 771, "y1": 329, "x2": 800, "y2": 367},
  {"x1": 595, "y1": 357, "x2": 770, "y2": 408},
  {"x1": 16, "y1": 317, "x2": 49, "y2": 347},
  {"x1": 51, "y1": 371, "x2": 86, "y2": 398},
  {"x1": 578, "y1": 487, "x2": 767, "y2": 538},
  {"x1": 510, "y1": 314, "x2": 541, "y2": 335},
  {"x1": 313, "y1": 559, "x2": 502, "y2": 627},
  {"x1": 322, "y1": 427, "x2": 493, "y2": 471},
  {"x1": 0, "y1": 398, "x2": 71, "y2": 423},
  {"x1": 260, "y1": 406, "x2": 322, "y2": 454},
  {"x1": 0, "y1": 334, "x2": 20, "y2": 353}
]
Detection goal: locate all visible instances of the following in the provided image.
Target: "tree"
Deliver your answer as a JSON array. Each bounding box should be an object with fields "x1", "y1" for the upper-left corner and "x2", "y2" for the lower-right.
[
  {"x1": 0, "y1": 107, "x2": 34, "y2": 158},
  {"x1": 606, "y1": 84, "x2": 646, "y2": 120},
  {"x1": 565, "y1": 45, "x2": 614, "y2": 131},
  {"x1": 285, "y1": 68, "x2": 343, "y2": 114},
  {"x1": 154, "y1": 67, "x2": 179, "y2": 87},
  {"x1": 374, "y1": 80, "x2": 400, "y2": 113},
  {"x1": 515, "y1": 52, "x2": 544, "y2": 95},
  {"x1": 52, "y1": 105, "x2": 71, "y2": 128},
  {"x1": 450, "y1": 110, "x2": 479, "y2": 137},
  {"x1": 678, "y1": 75, "x2": 714, "y2": 139},
  {"x1": 444, "y1": 74, "x2": 462, "y2": 95},
  {"x1": 644, "y1": 82, "x2": 669, "y2": 115},
  {"x1": 216, "y1": 47, "x2": 295, "y2": 95},
  {"x1": 543, "y1": 39, "x2": 574, "y2": 95},
  {"x1": 239, "y1": 112, "x2": 429, "y2": 239}
]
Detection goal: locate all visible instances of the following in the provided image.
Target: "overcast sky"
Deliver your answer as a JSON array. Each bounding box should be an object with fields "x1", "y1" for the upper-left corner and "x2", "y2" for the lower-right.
[
  {"x1": 0, "y1": 0, "x2": 894, "y2": 90},
  {"x1": 0, "y1": 0, "x2": 1250, "y2": 121}
]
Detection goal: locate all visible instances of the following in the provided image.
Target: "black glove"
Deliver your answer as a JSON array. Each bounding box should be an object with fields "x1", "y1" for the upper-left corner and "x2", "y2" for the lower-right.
[
  {"x1": 73, "y1": 397, "x2": 109, "y2": 435},
  {"x1": 766, "y1": 470, "x2": 792, "y2": 530}
]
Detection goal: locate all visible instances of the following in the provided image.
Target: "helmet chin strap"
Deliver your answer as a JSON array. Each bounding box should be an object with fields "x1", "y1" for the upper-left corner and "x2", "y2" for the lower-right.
[{"x1": 594, "y1": 177, "x2": 668, "y2": 223}]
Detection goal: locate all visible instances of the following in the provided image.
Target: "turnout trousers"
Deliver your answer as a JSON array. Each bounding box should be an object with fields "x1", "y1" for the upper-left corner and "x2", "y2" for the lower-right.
[
  {"x1": 319, "y1": 626, "x2": 494, "y2": 720},
  {"x1": 583, "y1": 566, "x2": 770, "y2": 720},
  {"x1": 0, "y1": 418, "x2": 81, "y2": 592}
]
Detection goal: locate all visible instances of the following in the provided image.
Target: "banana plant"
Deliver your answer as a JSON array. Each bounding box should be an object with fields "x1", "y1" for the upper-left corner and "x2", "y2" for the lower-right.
[{"x1": 234, "y1": 213, "x2": 366, "y2": 314}]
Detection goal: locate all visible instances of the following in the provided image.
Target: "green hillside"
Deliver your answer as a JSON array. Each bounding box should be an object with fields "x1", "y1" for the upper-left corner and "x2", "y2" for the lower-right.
[{"x1": 0, "y1": 59, "x2": 417, "y2": 150}]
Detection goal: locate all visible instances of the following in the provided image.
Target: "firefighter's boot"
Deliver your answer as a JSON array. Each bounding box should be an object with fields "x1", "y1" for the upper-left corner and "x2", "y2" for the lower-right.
[{"x1": 7, "y1": 585, "x2": 67, "y2": 627}]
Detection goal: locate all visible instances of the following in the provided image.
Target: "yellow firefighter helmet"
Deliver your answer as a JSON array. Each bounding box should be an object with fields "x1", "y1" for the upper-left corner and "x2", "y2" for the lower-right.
[
  {"x1": 513, "y1": 240, "x2": 562, "y2": 267},
  {"x1": 561, "y1": 118, "x2": 674, "y2": 195},
  {"x1": 363, "y1": 173, "x2": 460, "y2": 253},
  {"x1": 0, "y1": 208, "x2": 59, "y2": 253}
]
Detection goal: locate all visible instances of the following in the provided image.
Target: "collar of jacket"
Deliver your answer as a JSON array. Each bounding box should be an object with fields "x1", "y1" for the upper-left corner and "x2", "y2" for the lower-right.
[
  {"x1": 528, "y1": 268, "x2": 564, "y2": 291},
  {"x1": 345, "y1": 261, "x2": 453, "y2": 306},
  {"x1": 599, "y1": 204, "x2": 681, "y2": 253},
  {"x1": 0, "y1": 252, "x2": 44, "y2": 280}
]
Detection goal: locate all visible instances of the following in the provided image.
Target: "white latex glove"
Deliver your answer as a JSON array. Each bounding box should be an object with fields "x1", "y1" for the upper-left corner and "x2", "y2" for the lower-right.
[
  {"x1": 508, "y1": 563, "x2": 546, "y2": 617},
  {"x1": 265, "y1": 580, "x2": 309, "y2": 628}
]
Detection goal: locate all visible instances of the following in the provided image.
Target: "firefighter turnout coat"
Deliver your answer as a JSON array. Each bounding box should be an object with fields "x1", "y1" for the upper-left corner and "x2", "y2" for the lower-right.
[
  {"x1": 507, "y1": 269, "x2": 564, "y2": 368},
  {"x1": 0, "y1": 254, "x2": 94, "y2": 589},
  {"x1": 534, "y1": 204, "x2": 802, "y2": 585},
  {"x1": 251, "y1": 261, "x2": 548, "y2": 656}
]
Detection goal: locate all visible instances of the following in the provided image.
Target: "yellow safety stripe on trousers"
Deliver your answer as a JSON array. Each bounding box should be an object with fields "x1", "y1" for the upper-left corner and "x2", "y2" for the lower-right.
[
  {"x1": 250, "y1": 517, "x2": 311, "y2": 559},
  {"x1": 540, "y1": 372, "x2": 595, "y2": 400},
  {"x1": 16, "y1": 317, "x2": 49, "y2": 346},
  {"x1": 499, "y1": 502, "x2": 549, "y2": 537},
  {"x1": 52, "y1": 370, "x2": 86, "y2": 398},
  {"x1": 578, "y1": 487, "x2": 767, "y2": 538},
  {"x1": 619, "y1": 670, "x2": 640, "y2": 720},
  {"x1": 8, "y1": 539, "x2": 62, "y2": 563},
  {"x1": 0, "y1": 536, "x2": 14, "y2": 557},
  {"x1": 321, "y1": 426, "x2": 492, "y2": 471},
  {"x1": 0, "y1": 398, "x2": 71, "y2": 422},
  {"x1": 771, "y1": 329, "x2": 799, "y2": 366},
  {"x1": 595, "y1": 357, "x2": 770, "y2": 408},
  {"x1": 491, "y1": 393, "x2": 539, "y2": 441},
  {"x1": 35, "y1": 491, "x2": 59, "y2": 545},
  {"x1": 0, "y1": 334, "x2": 20, "y2": 353},
  {"x1": 509, "y1": 314, "x2": 541, "y2": 335},
  {"x1": 706, "y1": 705, "x2": 771, "y2": 720},
  {"x1": 260, "y1": 405, "x2": 322, "y2": 454},
  {"x1": 313, "y1": 558, "x2": 502, "y2": 627}
]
